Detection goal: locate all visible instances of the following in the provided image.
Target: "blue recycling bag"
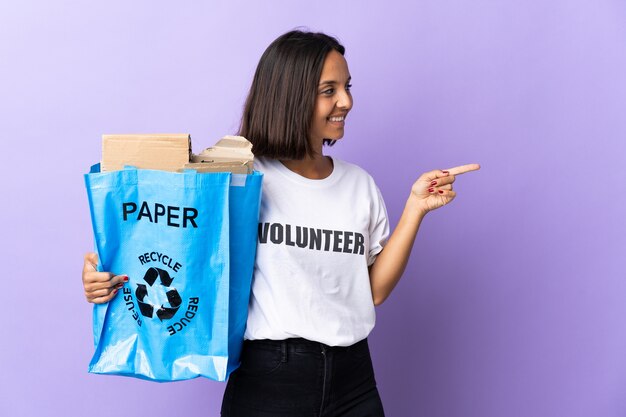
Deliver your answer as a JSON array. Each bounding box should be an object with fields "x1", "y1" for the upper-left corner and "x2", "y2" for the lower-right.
[{"x1": 84, "y1": 165, "x2": 262, "y2": 382}]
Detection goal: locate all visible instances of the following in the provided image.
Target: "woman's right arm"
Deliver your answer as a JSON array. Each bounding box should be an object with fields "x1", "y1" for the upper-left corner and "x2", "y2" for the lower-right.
[{"x1": 82, "y1": 252, "x2": 128, "y2": 304}]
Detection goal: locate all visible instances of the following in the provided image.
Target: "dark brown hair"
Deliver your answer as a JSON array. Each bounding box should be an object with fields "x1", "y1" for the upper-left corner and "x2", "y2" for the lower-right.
[{"x1": 238, "y1": 30, "x2": 345, "y2": 159}]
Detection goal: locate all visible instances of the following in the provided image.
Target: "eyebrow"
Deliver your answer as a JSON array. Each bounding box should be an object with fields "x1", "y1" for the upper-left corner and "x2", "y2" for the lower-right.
[{"x1": 318, "y1": 76, "x2": 352, "y2": 86}]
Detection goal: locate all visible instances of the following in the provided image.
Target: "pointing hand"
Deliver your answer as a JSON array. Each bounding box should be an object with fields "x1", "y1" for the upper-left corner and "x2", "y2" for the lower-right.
[{"x1": 410, "y1": 164, "x2": 481, "y2": 214}]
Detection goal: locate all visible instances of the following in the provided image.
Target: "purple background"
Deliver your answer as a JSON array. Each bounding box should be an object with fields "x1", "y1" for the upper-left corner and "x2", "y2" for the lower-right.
[{"x1": 1, "y1": 1, "x2": 625, "y2": 416}]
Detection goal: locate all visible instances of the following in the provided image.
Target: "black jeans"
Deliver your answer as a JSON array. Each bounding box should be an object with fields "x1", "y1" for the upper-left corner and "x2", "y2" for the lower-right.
[{"x1": 221, "y1": 337, "x2": 385, "y2": 417}]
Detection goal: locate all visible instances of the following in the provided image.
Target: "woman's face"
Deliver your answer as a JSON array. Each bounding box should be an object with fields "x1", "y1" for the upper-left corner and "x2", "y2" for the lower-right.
[{"x1": 309, "y1": 50, "x2": 353, "y2": 147}]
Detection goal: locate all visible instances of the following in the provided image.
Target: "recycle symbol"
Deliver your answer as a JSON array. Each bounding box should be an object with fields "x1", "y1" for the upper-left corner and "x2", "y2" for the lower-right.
[{"x1": 136, "y1": 267, "x2": 182, "y2": 321}]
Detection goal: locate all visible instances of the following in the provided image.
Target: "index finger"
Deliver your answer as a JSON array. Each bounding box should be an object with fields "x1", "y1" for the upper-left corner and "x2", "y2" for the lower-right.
[
  {"x1": 85, "y1": 271, "x2": 117, "y2": 283},
  {"x1": 445, "y1": 163, "x2": 481, "y2": 176}
]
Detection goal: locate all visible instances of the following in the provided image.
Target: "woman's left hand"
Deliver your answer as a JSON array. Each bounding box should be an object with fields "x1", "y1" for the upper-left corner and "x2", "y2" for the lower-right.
[{"x1": 410, "y1": 163, "x2": 481, "y2": 215}]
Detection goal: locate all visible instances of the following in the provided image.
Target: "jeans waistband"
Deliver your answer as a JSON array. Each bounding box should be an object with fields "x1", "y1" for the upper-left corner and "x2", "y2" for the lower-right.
[{"x1": 244, "y1": 337, "x2": 368, "y2": 354}]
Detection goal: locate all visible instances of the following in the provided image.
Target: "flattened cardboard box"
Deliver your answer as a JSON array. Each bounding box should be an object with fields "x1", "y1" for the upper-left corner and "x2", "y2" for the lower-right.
[{"x1": 102, "y1": 134, "x2": 191, "y2": 172}]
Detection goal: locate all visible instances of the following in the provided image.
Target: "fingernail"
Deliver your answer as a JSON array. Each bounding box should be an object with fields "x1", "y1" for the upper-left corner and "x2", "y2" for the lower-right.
[
  {"x1": 116, "y1": 283, "x2": 124, "y2": 288},
  {"x1": 438, "y1": 190, "x2": 444, "y2": 194},
  {"x1": 428, "y1": 188, "x2": 434, "y2": 192},
  {"x1": 123, "y1": 276, "x2": 129, "y2": 282},
  {"x1": 112, "y1": 289, "x2": 118, "y2": 295},
  {"x1": 442, "y1": 170, "x2": 449, "y2": 174},
  {"x1": 430, "y1": 181, "x2": 437, "y2": 186}
]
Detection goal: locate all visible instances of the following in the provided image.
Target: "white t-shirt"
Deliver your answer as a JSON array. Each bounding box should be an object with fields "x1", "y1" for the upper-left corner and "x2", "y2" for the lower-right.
[{"x1": 244, "y1": 156, "x2": 390, "y2": 346}]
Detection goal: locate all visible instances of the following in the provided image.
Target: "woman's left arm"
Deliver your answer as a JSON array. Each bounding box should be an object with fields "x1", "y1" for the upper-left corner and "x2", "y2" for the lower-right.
[{"x1": 368, "y1": 164, "x2": 480, "y2": 305}]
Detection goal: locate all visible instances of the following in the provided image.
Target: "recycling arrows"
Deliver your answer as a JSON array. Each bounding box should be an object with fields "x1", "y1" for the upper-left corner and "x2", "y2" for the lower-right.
[{"x1": 135, "y1": 267, "x2": 182, "y2": 321}]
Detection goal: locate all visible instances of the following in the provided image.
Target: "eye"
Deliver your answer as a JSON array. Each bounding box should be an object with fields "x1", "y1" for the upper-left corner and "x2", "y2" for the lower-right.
[
  {"x1": 346, "y1": 83, "x2": 352, "y2": 92},
  {"x1": 321, "y1": 88, "x2": 335, "y2": 95}
]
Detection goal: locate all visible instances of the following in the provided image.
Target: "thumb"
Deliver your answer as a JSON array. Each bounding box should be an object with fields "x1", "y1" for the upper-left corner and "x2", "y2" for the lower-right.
[
  {"x1": 84, "y1": 252, "x2": 99, "y2": 270},
  {"x1": 421, "y1": 169, "x2": 449, "y2": 182}
]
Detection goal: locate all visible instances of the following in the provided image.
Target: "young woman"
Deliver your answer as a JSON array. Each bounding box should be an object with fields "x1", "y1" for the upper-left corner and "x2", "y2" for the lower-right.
[{"x1": 82, "y1": 30, "x2": 479, "y2": 416}]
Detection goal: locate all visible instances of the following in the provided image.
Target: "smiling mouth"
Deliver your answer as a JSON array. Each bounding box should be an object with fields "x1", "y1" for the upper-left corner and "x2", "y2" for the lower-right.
[{"x1": 327, "y1": 116, "x2": 345, "y2": 122}]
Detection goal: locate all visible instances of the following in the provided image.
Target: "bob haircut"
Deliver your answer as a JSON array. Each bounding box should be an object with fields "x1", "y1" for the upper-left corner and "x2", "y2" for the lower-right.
[{"x1": 238, "y1": 30, "x2": 346, "y2": 160}]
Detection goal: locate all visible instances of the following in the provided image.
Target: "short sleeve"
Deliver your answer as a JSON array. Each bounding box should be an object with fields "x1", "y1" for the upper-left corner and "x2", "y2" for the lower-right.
[{"x1": 367, "y1": 184, "x2": 390, "y2": 266}]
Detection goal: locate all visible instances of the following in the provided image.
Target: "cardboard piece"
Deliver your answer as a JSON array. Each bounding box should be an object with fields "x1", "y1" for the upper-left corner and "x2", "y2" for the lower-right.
[
  {"x1": 183, "y1": 135, "x2": 254, "y2": 174},
  {"x1": 181, "y1": 162, "x2": 252, "y2": 175},
  {"x1": 102, "y1": 134, "x2": 191, "y2": 172}
]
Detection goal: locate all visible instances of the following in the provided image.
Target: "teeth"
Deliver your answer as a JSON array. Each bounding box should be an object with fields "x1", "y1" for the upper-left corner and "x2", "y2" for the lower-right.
[{"x1": 328, "y1": 116, "x2": 345, "y2": 122}]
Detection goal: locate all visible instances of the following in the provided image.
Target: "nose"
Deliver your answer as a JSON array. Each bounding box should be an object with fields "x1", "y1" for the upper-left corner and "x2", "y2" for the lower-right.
[{"x1": 336, "y1": 88, "x2": 353, "y2": 111}]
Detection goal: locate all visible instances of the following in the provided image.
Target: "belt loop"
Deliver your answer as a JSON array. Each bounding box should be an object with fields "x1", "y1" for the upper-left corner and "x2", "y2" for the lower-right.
[{"x1": 281, "y1": 339, "x2": 288, "y2": 363}]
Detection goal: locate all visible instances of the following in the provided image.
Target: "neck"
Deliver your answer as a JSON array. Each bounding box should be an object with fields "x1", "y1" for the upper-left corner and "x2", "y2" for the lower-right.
[{"x1": 280, "y1": 152, "x2": 334, "y2": 180}]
